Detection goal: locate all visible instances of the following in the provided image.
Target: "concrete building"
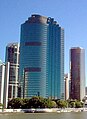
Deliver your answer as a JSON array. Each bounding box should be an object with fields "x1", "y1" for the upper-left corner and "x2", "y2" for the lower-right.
[
  {"x1": 20, "y1": 14, "x2": 64, "y2": 99},
  {"x1": 0, "y1": 60, "x2": 10, "y2": 108},
  {"x1": 64, "y1": 73, "x2": 70, "y2": 100},
  {"x1": 70, "y1": 47, "x2": 85, "y2": 100},
  {"x1": 3, "y1": 62, "x2": 10, "y2": 108},
  {"x1": 85, "y1": 87, "x2": 87, "y2": 95},
  {"x1": 5, "y1": 43, "x2": 20, "y2": 99},
  {"x1": 0, "y1": 60, "x2": 5, "y2": 105}
]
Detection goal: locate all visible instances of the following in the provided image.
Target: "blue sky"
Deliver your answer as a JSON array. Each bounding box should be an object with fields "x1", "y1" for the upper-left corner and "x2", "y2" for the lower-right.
[{"x1": 0, "y1": 0, "x2": 87, "y2": 84}]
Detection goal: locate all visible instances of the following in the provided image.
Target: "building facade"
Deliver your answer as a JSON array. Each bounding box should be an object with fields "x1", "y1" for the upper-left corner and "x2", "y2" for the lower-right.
[
  {"x1": 85, "y1": 87, "x2": 87, "y2": 95},
  {"x1": 20, "y1": 14, "x2": 64, "y2": 99},
  {"x1": 0, "y1": 60, "x2": 10, "y2": 108},
  {"x1": 64, "y1": 73, "x2": 70, "y2": 100},
  {"x1": 0, "y1": 60, "x2": 5, "y2": 105},
  {"x1": 3, "y1": 62, "x2": 10, "y2": 108},
  {"x1": 70, "y1": 47, "x2": 85, "y2": 100},
  {"x1": 5, "y1": 43, "x2": 20, "y2": 99}
]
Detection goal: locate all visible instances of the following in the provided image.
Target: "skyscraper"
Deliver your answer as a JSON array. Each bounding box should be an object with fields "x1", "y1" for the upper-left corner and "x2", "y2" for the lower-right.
[
  {"x1": 20, "y1": 14, "x2": 64, "y2": 99},
  {"x1": 70, "y1": 47, "x2": 85, "y2": 100},
  {"x1": 5, "y1": 43, "x2": 20, "y2": 99}
]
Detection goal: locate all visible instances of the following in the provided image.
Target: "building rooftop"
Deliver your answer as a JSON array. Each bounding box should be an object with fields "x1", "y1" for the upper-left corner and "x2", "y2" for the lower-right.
[
  {"x1": 7, "y1": 43, "x2": 19, "y2": 47},
  {"x1": 23, "y1": 14, "x2": 59, "y2": 25},
  {"x1": 71, "y1": 47, "x2": 84, "y2": 50}
]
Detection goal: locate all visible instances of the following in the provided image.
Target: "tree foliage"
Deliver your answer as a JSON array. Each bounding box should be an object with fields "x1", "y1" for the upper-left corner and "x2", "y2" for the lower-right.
[
  {"x1": 8, "y1": 97, "x2": 83, "y2": 109},
  {"x1": 75, "y1": 101, "x2": 83, "y2": 108},
  {"x1": 8, "y1": 96, "x2": 57, "y2": 109},
  {"x1": 8, "y1": 98, "x2": 23, "y2": 109},
  {"x1": 57, "y1": 100, "x2": 67, "y2": 108}
]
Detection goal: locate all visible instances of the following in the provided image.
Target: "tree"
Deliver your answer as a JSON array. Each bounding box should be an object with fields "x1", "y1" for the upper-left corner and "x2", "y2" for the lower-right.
[
  {"x1": 75, "y1": 101, "x2": 83, "y2": 108},
  {"x1": 22, "y1": 98, "x2": 30, "y2": 109},
  {"x1": 8, "y1": 98, "x2": 23, "y2": 109},
  {"x1": 28, "y1": 96, "x2": 57, "y2": 108},
  {"x1": 57, "y1": 100, "x2": 67, "y2": 108},
  {"x1": 49, "y1": 101, "x2": 57, "y2": 108},
  {"x1": 0, "y1": 103, "x2": 3, "y2": 109},
  {"x1": 7, "y1": 97, "x2": 57, "y2": 109},
  {"x1": 29, "y1": 96, "x2": 44, "y2": 108},
  {"x1": 69, "y1": 101, "x2": 75, "y2": 108}
]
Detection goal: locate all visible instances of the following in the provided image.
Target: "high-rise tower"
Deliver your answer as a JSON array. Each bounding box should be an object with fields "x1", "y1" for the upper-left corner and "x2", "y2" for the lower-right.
[
  {"x1": 20, "y1": 14, "x2": 64, "y2": 99},
  {"x1": 5, "y1": 43, "x2": 20, "y2": 99},
  {"x1": 70, "y1": 47, "x2": 85, "y2": 100}
]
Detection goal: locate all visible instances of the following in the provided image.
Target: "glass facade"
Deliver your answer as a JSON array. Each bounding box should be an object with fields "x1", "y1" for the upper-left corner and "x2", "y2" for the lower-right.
[
  {"x1": 5, "y1": 43, "x2": 20, "y2": 99},
  {"x1": 47, "y1": 18, "x2": 64, "y2": 99},
  {"x1": 20, "y1": 14, "x2": 64, "y2": 99},
  {"x1": 70, "y1": 47, "x2": 85, "y2": 100}
]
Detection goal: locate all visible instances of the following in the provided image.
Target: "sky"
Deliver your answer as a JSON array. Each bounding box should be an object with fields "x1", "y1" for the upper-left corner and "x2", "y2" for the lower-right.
[{"x1": 0, "y1": 0, "x2": 87, "y2": 84}]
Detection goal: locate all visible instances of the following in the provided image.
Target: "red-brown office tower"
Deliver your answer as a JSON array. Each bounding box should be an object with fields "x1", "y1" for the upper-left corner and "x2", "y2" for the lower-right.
[{"x1": 70, "y1": 47, "x2": 85, "y2": 100}]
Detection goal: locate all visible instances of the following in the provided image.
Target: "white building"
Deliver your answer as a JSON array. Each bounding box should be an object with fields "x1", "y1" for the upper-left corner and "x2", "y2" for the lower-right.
[
  {"x1": 0, "y1": 61, "x2": 10, "y2": 108},
  {"x1": 64, "y1": 73, "x2": 70, "y2": 100},
  {"x1": 3, "y1": 62, "x2": 10, "y2": 108},
  {"x1": 0, "y1": 60, "x2": 5, "y2": 104}
]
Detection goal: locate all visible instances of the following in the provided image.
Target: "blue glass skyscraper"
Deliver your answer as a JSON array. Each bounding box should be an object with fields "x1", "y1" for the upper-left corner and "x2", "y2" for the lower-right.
[{"x1": 20, "y1": 14, "x2": 64, "y2": 99}]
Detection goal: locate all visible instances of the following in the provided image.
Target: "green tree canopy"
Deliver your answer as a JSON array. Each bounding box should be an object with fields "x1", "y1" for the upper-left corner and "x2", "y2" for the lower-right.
[
  {"x1": 57, "y1": 100, "x2": 67, "y2": 108},
  {"x1": 8, "y1": 98, "x2": 23, "y2": 109}
]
